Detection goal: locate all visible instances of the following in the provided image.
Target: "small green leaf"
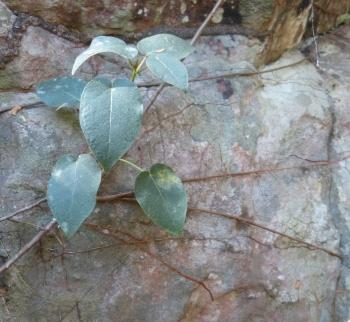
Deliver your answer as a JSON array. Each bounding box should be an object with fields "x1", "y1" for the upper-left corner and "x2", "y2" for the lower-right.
[
  {"x1": 135, "y1": 164, "x2": 187, "y2": 235},
  {"x1": 72, "y1": 36, "x2": 138, "y2": 75},
  {"x1": 80, "y1": 78, "x2": 143, "y2": 171},
  {"x1": 336, "y1": 14, "x2": 350, "y2": 27},
  {"x1": 137, "y1": 34, "x2": 194, "y2": 59},
  {"x1": 36, "y1": 76, "x2": 86, "y2": 109},
  {"x1": 146, "y1": 52, "x2": 189, "y2": 90},
  {"x1": 47, "y1": 154, "x2": 102, "y2": 237}
]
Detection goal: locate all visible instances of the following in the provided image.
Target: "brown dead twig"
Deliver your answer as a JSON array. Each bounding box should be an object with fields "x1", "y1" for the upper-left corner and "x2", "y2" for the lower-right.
[
  {"x1": 0, "y1": 58, "x2": 306, "y2": 116},
  {"x1": 84, "y1": 223, "x2": 215, "y2": 301},
  {"x1": 188, "y1": 208, "x2": 341, "y2": 259},
  {"x1": 182, "y1": 154, "x2": 350, "y2": 183},
  {"x1": 137, "y1": 58, "x2": 306, "y2": 88},
  {"x1": 0, "y1": 197, "x2": 47, "y2": 223},
  {"x1": 0, "y1": 219, "x2": 57, "y2": 274},
  {"x1": 97, "y1": 197, "x2": 342, "y2": 259},
  {"x1": 5, "y1": 153, "x2": 350, "y2": 221}
]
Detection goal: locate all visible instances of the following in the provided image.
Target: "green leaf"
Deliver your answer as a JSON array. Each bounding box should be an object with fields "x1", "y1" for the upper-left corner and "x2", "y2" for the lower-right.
[
  {"x1": 137, "y1": 34, "x2": 194, "y2": 60},
  {"x1": 146, "y1": 52, "x2": 189, "y2": 90},
  {"x1": 135, "y1": 164, "x2": 187, "y2": 235},
  {"x1": 80, "y1": 78, "x2": 143, "y2": 171},
  {"x1": 72, "y1": 36, "x2": 138, "y2": 75},
  {"x1": 336, "y1": 14, "x2": 350, "y2": 27},
  {"x1": 47, "y1": 154, "x2": 102, "y2": 237},
  {"x1": 36, "y1": 76, "x2": 86, "y2": 109}
]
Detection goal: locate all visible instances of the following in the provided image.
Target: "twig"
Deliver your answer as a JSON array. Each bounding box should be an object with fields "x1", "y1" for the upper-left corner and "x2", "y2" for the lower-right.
[
  {"x1": 137, "y1": 59, "x2": 306, "y2": 88},
  {"x1": 0, "y1": 219, "x2": 57, "y2": 274},
  {"x1": 143, "y1": 0, "x2": 225, "y2": 114},
  {"x1": 1, "y1": 154, "x2": 347, "y2": 274},
  {"x1": 189, "y1": 207, "x2": 341, "y2": 259},
  {"x1": 0, "y1": 57, "x2": 303, "y2": 118},
  {"x1": 182, "y1": 154, "x2": 350, "y2": 183},
  {"x1": 0, "y1": 191, "x2": 133, "y2": 222},
  {"x1": 190, "y1": 0, "x2": 225, "y2": 45},
  {"x1": 96, "y1": 191, "x2": 134, "y2": 202},
  {"x1": 95, "y1": 196, "x2": 342, "y2": 259},
  {"x1": 0, "y1": 197, "x2": 47, "y2": 222},
  {"x1": 0, "y1": 102, "x2": 43, "y2": 115},
  {"x1": 85, "y1": 223, "x2": 214, "y2": 300},
  {"x1": 4, "y1": 154, "x2": 349, "y2": 221}
]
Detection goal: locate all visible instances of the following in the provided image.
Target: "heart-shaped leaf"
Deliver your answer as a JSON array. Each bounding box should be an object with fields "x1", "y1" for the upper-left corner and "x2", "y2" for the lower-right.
[
  {"x1": 36, "y1": 76, "x2": 86, "y2": 109},
  {"x1": 47, "y1": 154, "x2": 102, "y2": 237},
  {"x1": 146, "y1": 52, "x2": 188, "y2": 90},
  {"x1": 135, "y1": 164, "x2": 187, "y2": 235},
  {"x1": 80, "y1": 78, "x2": 143, "y2": 171},
  {"x1": 137, "y1": 34, "x2": 194, "y2": 60},
  {"x1": 72, "y1": 36, "x2": 138, "y2": 75}
]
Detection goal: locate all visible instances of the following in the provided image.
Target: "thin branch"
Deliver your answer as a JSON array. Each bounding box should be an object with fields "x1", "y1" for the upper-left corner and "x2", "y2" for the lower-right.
[
  {"x1": 1, "y1": 154, "x2": 347, "y2": 274},
  {"x1": 49, "y1": 243, "x2": 118, "y2": 257},
  {"x1": 137, "y1": 59, "x2": 306, "y2": 88},
  {"x1": 85, "y1": 222, "x2": 214, "y2": 301},
  {"x1": 190, "y1": 0, "x2": 225, "y2": 45},
  {"x1": 96, "y1": 191, "x2": 134, "y2": 202},
  {"x1": 0, "y1": 59, "x2": 305, "y2": 117},
  {"x1": 144, "y1": 84, "x2": 165, "y2": 114},
  {"x1": 96, "y1": 196, "x2": 343, "y2": 259},
  {"x1": 0, "y1": 191, "x2": 133, "y2": 222},
  {"x1": 189, "y1": 207, "x2": 341, "y2": 259},
  {"x1": 0, "y1": 219, "x2": 57, "y2": 274},
  {"x1": 182, "y1": 154, "x2": 350, "y2": 183},
  {"x1": 4, "y1": 154, "x2": 349, "y2": 221},
  {"x1": 0, "y1": 197, "x2": 47, "y2": 222},
  {"x1": 143, "y1": 0, "x2": 225, "y2": 114}
]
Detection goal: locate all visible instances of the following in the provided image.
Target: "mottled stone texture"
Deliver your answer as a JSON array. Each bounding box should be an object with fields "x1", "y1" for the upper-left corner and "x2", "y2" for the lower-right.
[
  {"x1": 0, "y1": 0, "x2": 349, "y2": 71},
  {"x1": 2, "y1": 0, "x2": 272, "y2": 37},
  {"x1": 1, "y1": 0, "x2": 350, "y2": 321},
  {"x1": 1, "y1": 15, "x2": 350, "y2": 320}
]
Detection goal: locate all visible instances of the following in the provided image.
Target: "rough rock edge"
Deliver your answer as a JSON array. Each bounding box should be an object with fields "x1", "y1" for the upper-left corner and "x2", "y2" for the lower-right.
[{"x1": 0, "y1": 11, "x2": 83, "y2": 68}]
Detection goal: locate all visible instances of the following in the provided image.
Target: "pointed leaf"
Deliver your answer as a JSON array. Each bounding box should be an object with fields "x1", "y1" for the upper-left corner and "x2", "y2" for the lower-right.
[
  {"x1": 47, "y1": 154, "x2": 102, "y2": 237},
  {"x1": 137, "y1": 34, "x2": 194, "y2": 59},
  {"x1": 72, "y1": 36, "x2": 138, "y2": 74},
  {"x1": 146, "y1": 52, "x2": 188, "y2": 90},
  {"x1": 80, "y1": 78, "x2": 143, "y2": 171},
  {"x1": 135, "y1": 164, "x2": 187, "y2": 235},
  {"x1": 36, "y1": 76, "x2": 86, "y2": 109}
]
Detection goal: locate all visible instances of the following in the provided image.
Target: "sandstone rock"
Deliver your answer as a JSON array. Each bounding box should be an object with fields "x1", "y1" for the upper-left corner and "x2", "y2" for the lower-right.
[
  {"x1": 1, "y1": 27, "x2": 348, "y2": 320},
  {"x1": 2, "y1": 0, "x2": 271, "y2": 38},
  {"x1": 1, "y1": 0, "x2": 349, "y2": 91},
  {"x1": 0, "y1": 26, "x2": 128, "y2": 89},
  {"x1": 308, "y1": 25, "x2": 350, "y2": 322}
]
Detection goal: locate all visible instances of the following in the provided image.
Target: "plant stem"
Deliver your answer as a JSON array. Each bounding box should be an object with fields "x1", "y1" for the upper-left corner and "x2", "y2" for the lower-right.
[
  {"x1": 0, "y1": 219, "x2": 57, "y2": 274},
  {"x1": 143, "y1": 0, "x2": 225, "y2": 114},
  {"x1": 130, "y1": 56, "x2": 147, "y2": 82},
  {"x1": 119, "y1": 158, "x2": 144, "y2": 172},
  {"x1": 135, "y1": 56, "x2": 147, "y2": 74},
  {"x1": 130, "y1": 69, "x2": 137, "y2": 81}
]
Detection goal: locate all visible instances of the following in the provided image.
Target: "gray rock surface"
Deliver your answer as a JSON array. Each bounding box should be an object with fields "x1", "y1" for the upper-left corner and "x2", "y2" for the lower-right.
[
  {"x1": 1, "y1": 3, "x2": 350, "y2": 322},
  {"x1": 313, "y1": 25, "x2": 350, "y2": 322}
]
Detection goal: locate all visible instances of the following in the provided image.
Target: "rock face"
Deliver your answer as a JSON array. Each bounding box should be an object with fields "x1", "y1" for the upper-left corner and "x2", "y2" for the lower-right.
[
  {"x1": 1, "y1": 0, "x2": 274, "y2": 38},
  {"x1": 0, "y1": 0, "x2": 349, "y2": 75},
  {"x1": 1, "y1": 0, "x2": 350, "y2": 321},
  {"x1": 1, "y1": 11, "x2": 350, "y2": 319},
  {"x1": 312, "y1": 25, "x2": 350, "y2": 322}
]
